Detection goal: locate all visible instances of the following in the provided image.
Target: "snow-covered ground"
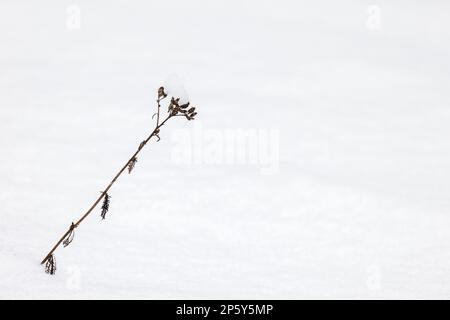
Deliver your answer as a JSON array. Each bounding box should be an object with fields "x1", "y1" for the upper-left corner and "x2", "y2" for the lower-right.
[{"x1": 1, "y1": 0, "x2": 450, "y2": 299}]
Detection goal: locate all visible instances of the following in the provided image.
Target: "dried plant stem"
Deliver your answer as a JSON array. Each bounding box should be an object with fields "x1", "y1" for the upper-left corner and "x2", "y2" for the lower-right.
[{"x1": 40, "y1": 110, "x2": 172, "y2": 266}]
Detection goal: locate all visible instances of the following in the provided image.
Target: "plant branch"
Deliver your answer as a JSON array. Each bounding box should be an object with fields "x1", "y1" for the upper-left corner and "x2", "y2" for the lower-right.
[
  {"x1": 40, "y1": 113, "x2": 173, "y2": 265},
  {"x1": 40, "y1": 86, "x2": 197, "y2": 271}
]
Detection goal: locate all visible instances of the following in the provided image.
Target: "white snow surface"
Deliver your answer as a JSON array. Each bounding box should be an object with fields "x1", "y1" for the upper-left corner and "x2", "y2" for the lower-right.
[{"x1": 1, "y1": 0, "x2": 450, "y2": 299}]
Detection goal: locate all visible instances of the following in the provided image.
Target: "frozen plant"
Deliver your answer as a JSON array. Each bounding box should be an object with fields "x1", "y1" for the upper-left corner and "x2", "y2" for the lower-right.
[{"x1": 41, "y1": 86, "x2": 198, "y2": 275}]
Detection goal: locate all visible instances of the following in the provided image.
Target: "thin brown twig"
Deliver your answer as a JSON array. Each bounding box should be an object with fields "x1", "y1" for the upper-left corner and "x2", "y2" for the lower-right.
[{"x1": 40, "y1": 88, "x2": 193, "y2": 267}]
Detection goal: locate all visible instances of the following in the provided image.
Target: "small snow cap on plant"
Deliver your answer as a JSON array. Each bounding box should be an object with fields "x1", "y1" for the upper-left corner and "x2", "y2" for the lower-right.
[
  {"x1": 163, "y1": 75, "x2": 197, "y2": 120},
  {"x1": 164, "y1": 74, "x2": 189, "y2": 105}
]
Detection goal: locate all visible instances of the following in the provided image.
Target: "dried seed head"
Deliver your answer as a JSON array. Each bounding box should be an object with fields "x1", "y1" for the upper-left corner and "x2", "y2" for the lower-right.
[
  {"x1": 158, "y1": 87, "x2": 167, "y2": 99},
  {"x1": 101, "y1": 193, "x2": 111, "y2": 220},
  {"x1": 168, "y1": 97, "x2": 179, "y2": 113},
  {"x1": 45, "y1": 254, "x2": 57, "y2": 275},
  {"x1": 128, "y1": 157, "x2": 138, "y2": 174},
  {"x1": 188, "y1": 107, "x2": 195, "y2": 114},
  {"x1": 63, "y1": 223, "x2": 76, "y2": 247},
  {"x1": 180, "y1": 102, "x2": 190, "y2": 109}
]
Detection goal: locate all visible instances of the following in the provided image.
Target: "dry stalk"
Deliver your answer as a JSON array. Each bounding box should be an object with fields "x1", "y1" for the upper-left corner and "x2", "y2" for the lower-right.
[{"x1": 40, "y1": 86, "x2": 198, "y2": 274}]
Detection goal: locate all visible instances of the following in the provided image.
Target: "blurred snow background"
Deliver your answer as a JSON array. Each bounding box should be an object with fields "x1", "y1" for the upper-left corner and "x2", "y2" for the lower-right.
[{"x1": 1, "y1": 0, "x2": 450, "y2": 299}]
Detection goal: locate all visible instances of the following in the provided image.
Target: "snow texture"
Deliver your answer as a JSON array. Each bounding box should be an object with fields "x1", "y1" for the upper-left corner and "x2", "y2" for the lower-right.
[{"x1": 1, "y1": 0, "x2": 450, "y2": 299}]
